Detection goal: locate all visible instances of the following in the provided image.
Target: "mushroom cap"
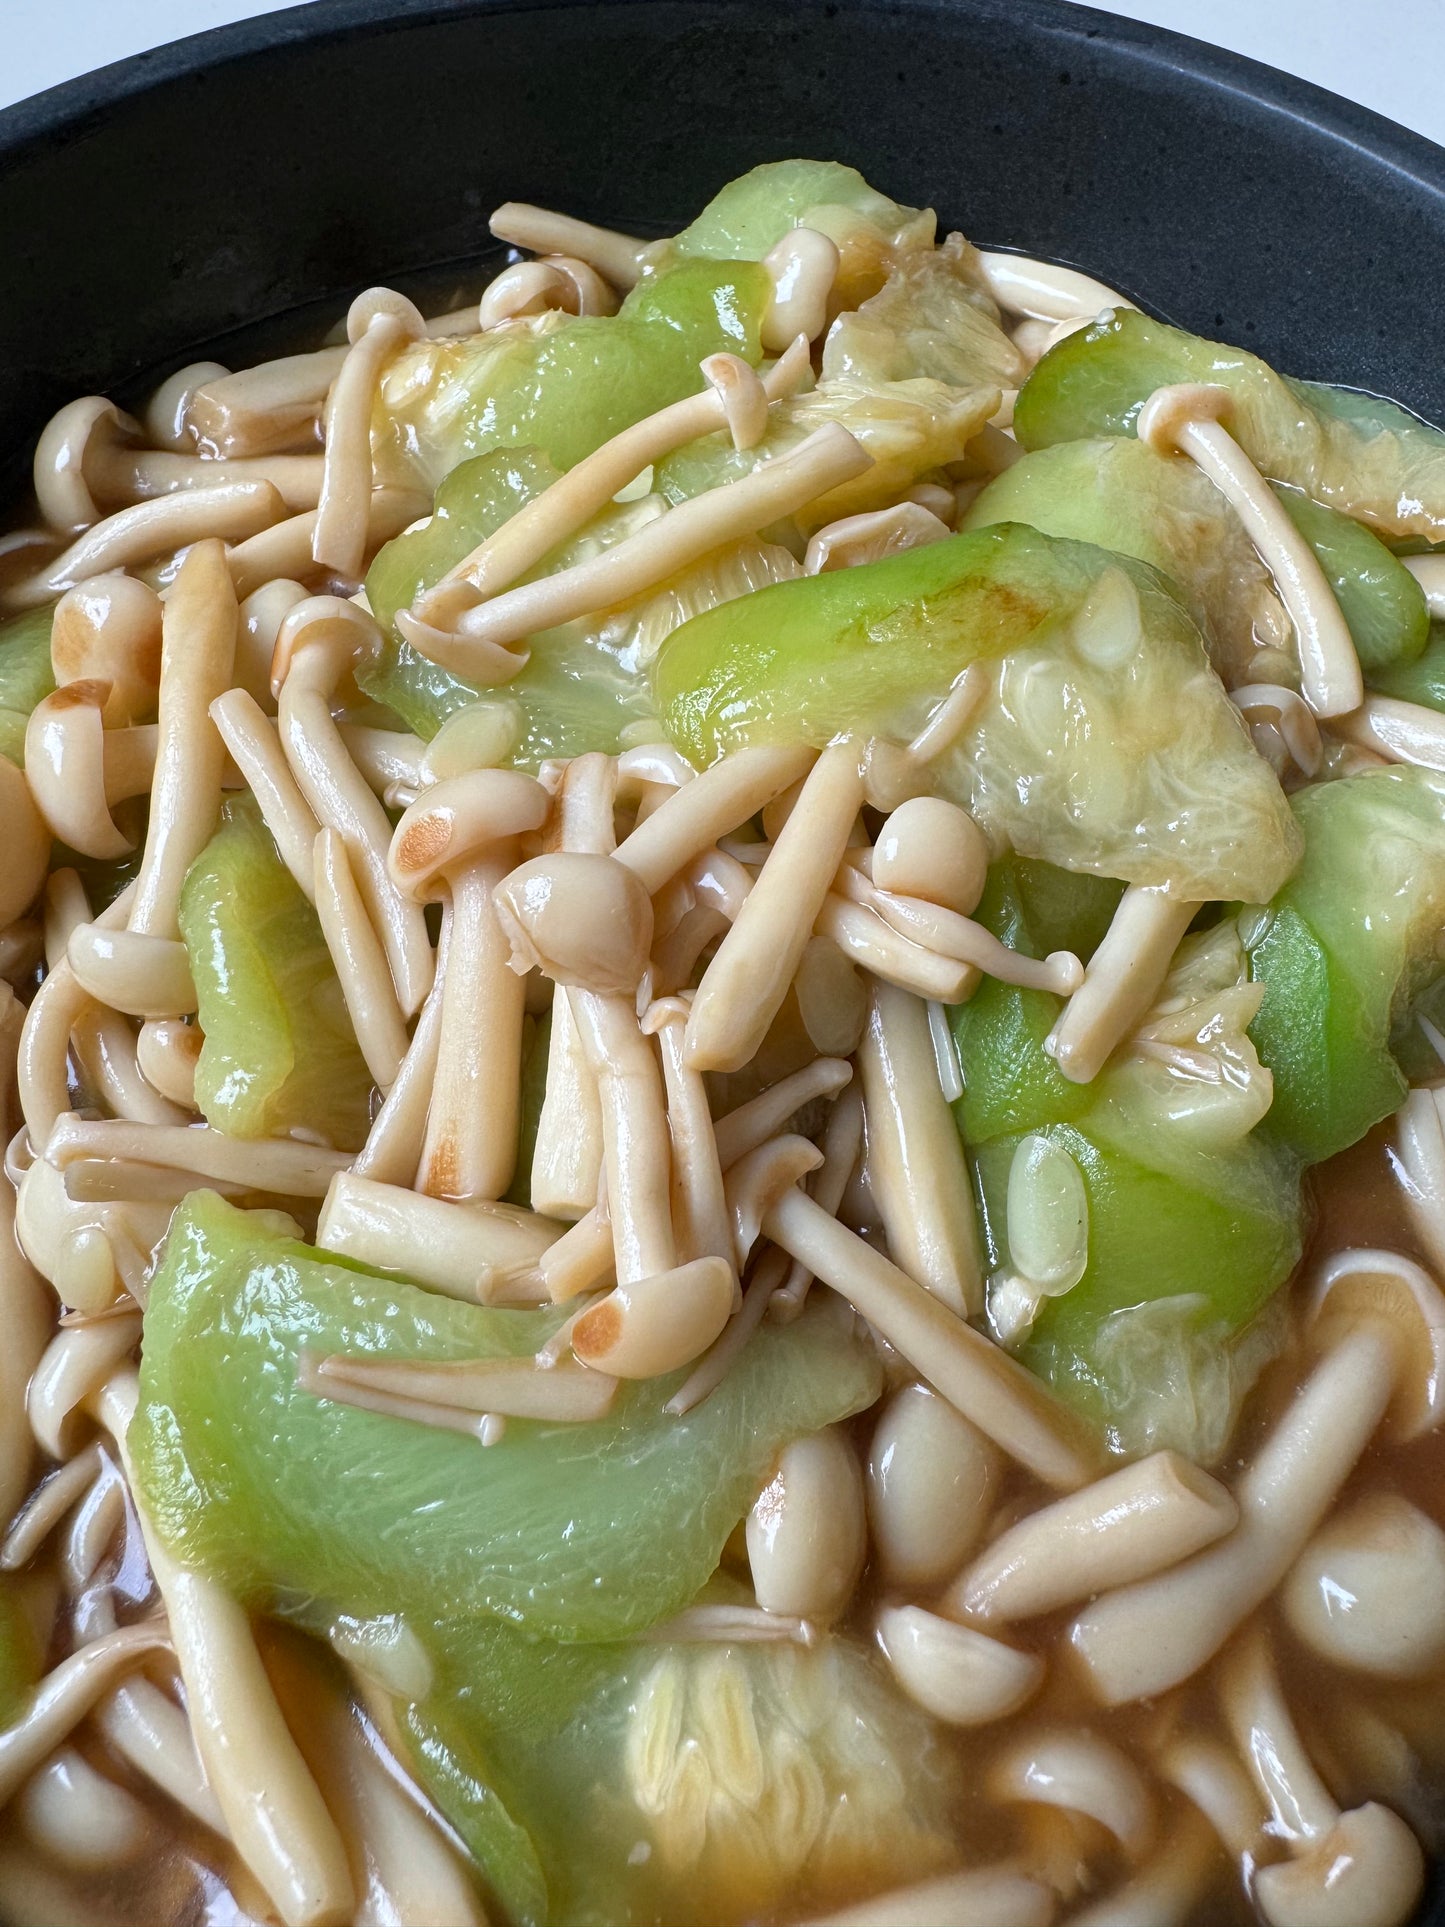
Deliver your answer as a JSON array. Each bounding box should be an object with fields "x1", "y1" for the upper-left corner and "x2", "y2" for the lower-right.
[
  {"x1": 723, "y1": 1134, "x2": 823, "y2": 1271},
  {"x1": 570, "y1": 1255, "x2": 735, "y2": 1378},
  {"x1": 747, "y1": 1427, "x2": 866, "y2": 1623},
  {"x1": 871, "y1": 795, "x2": 989, "y2": 916},
  {"x1": 51, "y1": 574, "x2": 162, "y2": 726},
  {"x1": 492, "y1": 852, "x2": 653, "y2": 994},
  {"x1": 388, "y1": 769, "x2": 549, "y2": 901},
  {"x1": 1312, "y1": 1249, "x2": 1445, "y2": 1440},
  {"x1": 1136, "y1": 381, "x2": 1234, "y2": 454},
  {"x1": 1254, "y1": 1801, "x2": 1424, "y2": 1927},
  {"x1": 1282, "y1": 1493, "x2": 1445, "y2": 1679},
  {"x1": 878, "y1": 1604, "x2": 1044, "y2": 1728},
  {"x1": 271, "y1": 594, "x2": 383, "y2": 692}
]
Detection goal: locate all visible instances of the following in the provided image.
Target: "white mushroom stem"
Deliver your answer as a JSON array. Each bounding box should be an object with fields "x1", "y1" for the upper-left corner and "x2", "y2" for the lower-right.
[
  {"x1": 305, "y1": 1352, "x2": 617, "y2": 1424},
  {"x1": 1046, "y1": 885, "x2": 1198, "y2": 1085},
  {"x1": 0, "y1": 759, "x2": 51, "y2": 928},
  {"x1": 644, "y1": 999, "x2": 732, "y2": 1266},
  {"x1": 859, "y1": 979, "x2": 984, "y2": 1318},
  {"x1": 0, "y1": 1043, "x2": 52, "y2": 1520},
  {"x1": 1332, "y1": 693, "x2": 1445, "y2": 773},
  {"x1": 23, "y1": 687, "x2": 153, "y2": 859},
  {"x1": 976, "y1": 252, "x2": 1130, "y2": 321},
  {"x1": 18, "y1": 881, "x2": 136, "y2": 1142},
  {"x1": 664, "y1": 1244, "x2": 789, "y2": 1416},
  {"x1": 2, "y1": 482, "x2": 285, "y2": 610},
  {"x1": 488, "y1": 201, "x2": 654, "y2": 287},
  {"x1": 815, "y1": 893, "x2": 981, "y2": 1002},
  {"x1": 226, "y1": 489, "x2": 428, "y2": 600},
  {"x1": 210, "y1": 688, "x2": 322, "y2": 898},
  {"x1": 1068, "y1": 1326, "x2": 1402, "y2": 1703},
  {"x1": 762, "y1": 1170, "x2": 1095, "y2": 1488},
  {"x1": 0, "y1": 1623, "x2": 174, "y2": 1809},
  {"x1": 312, "y1": 289, "x2": 425, "y2": 577},
  {"x1": 989, "y1": 1729, "x2": 1156, "y2": 1860},
  {"x1": 533, "y1": 1205, "x2": 615, "y2": 1303},
  {"x1": 570, "y1": 989, "x2": 676, "y2": 1284},
  {"x1": 67, "y1": 923, "x2": 197, "y2": 1018},
  {"x1": 1390, "y1": 1087, "x2": 1445, "y2": 1276},
  {"x1": 28, "y1": 1314, "x2": 144, "y2": 1458},
  {"x1": 1066, "y1": 1812, "x2": 1217, "y2": 1927},
  {"x1": 1156, "y1": 1733, "x2": 1265, "y2": 1859},
  {"x1": 44, "y1": 1113, "x2": 351, "y2": 1197},
  {"x1": 316, "y1": 1173, "x2": 559, "y2": 1306},
  {"x1": 795, "y1": 1867, "x2": 1055, "y2": 1927},
  {"x1": 95, "y1": 1373, "x2": 355, "y2": 1927},
  {"x1": 352, "y1": 918, "x2": 446, "y2": 1185},
  {"x1": 771, "y1": 1081, "x2": 865, "y2": 1321},
  {"x1": 93, "y1": 447, "x2": 324, "y2": 514},
  {"x1": 188, "y1": 346, "x2": 346, "y2": 458},
  {"x1": 128, "y1": 538, "x2": 237, "y2": 943},
  {"x1": 1220, "y1": 1626, "x2": 1425, "y2": 1927},
  {"x1": 413, "y1": 345, "x2": 806, "y2": 627},
  {"x1": 1402, "y1": 552, "x2": 1445, "y2": 616},
  {"x1": 1138, "y1": 384, "x2": 1362, "y2": 717},
  {"x1": 92, "y1": 1680, "x2": 225, "y2": 1836},
  {"x1": 1232, "y1": 683, "x2": 1323, "y2": 777},
  {"x1": 415, "y1": 424, "x2": 872, "y2": 672},
  {"x1": 337, "y1": 724, "x2": 427, "y2": 799},
  {"x1": 416, "y1": 858, "x2": 524, "y2": 1200},
  {"x1": 613, "y1": 744, "x2": 816, "y2": 893},
  {"x1": 844, "y1": 873, "x2": 1082, "y2": 994},
  {"x1": 686, "y1": 744, "x2": 866, "y2": 1072},
  {"x1": 276, "y1": 599, "x2": 434, "y2": 1016},
  {"x1": 712, "y1": 1056, "x2": 854, "y2": 1169},
  {"x1": 952, "y1": 1450, "x2": 1238, "y2": 1623},
  {"x1": 804, "y1": 500, "x2": 951, "y2": 575},
  {"x1": 313, "y1": 829, "x2": 410, "y2": 1090},
  {"x1": 876, "y1": 1604, "x2": 1043, "y2": 1727},
  {"x1": 1, "y1": 1444, "x2": 101, "y2": 1571}
]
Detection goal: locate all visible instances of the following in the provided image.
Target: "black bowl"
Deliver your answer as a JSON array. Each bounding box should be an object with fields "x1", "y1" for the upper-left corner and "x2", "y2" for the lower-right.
[{"x1": 2, "y1": 1, "x2": 1444, "y2": 1922}]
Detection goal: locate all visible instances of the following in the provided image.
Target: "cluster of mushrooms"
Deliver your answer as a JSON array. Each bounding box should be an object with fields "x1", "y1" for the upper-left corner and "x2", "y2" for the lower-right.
[{"x1": 0, "y1": 191, "x2": 1441, "y2": 1927}]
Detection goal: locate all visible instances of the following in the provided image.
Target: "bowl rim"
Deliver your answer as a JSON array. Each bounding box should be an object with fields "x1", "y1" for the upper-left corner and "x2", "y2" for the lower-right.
[{"x1": 2, "y1": 0, "x2": 1444, "y2": 196}]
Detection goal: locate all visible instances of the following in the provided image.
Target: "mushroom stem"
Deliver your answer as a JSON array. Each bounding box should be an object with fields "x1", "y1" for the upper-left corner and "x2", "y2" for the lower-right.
[
  {"x1": 976, "y1": 252, "x2": 1130, "y2": 321},
  {"x1": 989, "y1": 1729, "x2": 1156, "y2": 1860},
  {"x1": 645, "y1": 999, "x2": 733, "y2": 1267},
  {"x1": 859, "y1": 979, "x2": 984, "y2": 1318},
  {"x1": 316, "y1": 1173, "x2": 559, "y2": 1306},
  {"x1": 951, "y1": 1449, "x2": 1238, "y2": 1623},
  {"x1": 1332, "y1": 693, "x2": 1445, "y2": 773},
  {"x1": 793, "y1": 1866, "x2": 1055, "y2": 1927},
  {"x1": 763, "y1": 1176, "x2": 1094, "y2": 1488},
  {"x1": 129, "y1": 538, "x2": 236, "y2": 942},
  {"x1": 613, "y1": 744, "x2": 816, "y2": 894},
  {"x1": 93, "y1": 447, "x2": 323, "y2": 513},
  {"x1": 814, "y1": 893, "x2": 980, "y2": 1003},
  {"x1": 417, "y1": 858, "x2": 524, "y2": 1201},
  {"x1": 1046, "y1": 885, "x2": 1197, "y2": 1085},
  {"x1": 1066, "y1": 1811, "x2": 1217, "y2": 1927},
  {"x1": 413, "y1": 424, "x2": 871, "y2": 674},
  {"x1": 1068, "y1": 1326, "x2": 1398, "y2": 1703},
  {"x1": 413, "y1": 347, "x2": 805, "y2": 627},
  {"x1": 571, "y1": 989, "x2": 675, "y2": 1284},
  {"x1": 846, "y1": 874, "x2": 1081, "y2": 995},
  {"x1": 686, "y1": 743, "x2": 866, "y2": 1073},
  {"x1": 0, "y1": 1622, "x2": 174, "y2": 1809},
  {"x1": 352, "y1": 919, "x2": 446, "y2": 1186},
  {"x1": 226, "y1": 489, "x2": 428, "y2": 599},
  {"x1": 533, "y1": 1205, "x2": 615, "y2": 1303},
  {"x1": 772, "y1": 1081, "x2": 866, "y2": 1320},
  {"x1": 188, "y1": 347, "x2": 346, "y2": 458},
  {"x1": 313, "y1": 829, "x2": 410, "y2": 1090},
  {"x1": 1156, "y1": 1732, "x2": 1265, "y2": 1859},
  {"x1": 210, "y1": 689, "x2": 322, "y2": 899},
  {"x1": 712, "y1": 1056, "x2": 854, "y2": 1169},
  {"x1": 312, "y1": 291, "x2": 425, "y2": 577},
  {"x1": 665, "y1": 1244, "x2": 790, "y2": 1416},
  {"x1": 44, "y1": 1114, "x2": 351, "y2": 1197},
  {"x1": 488, "y1": 202, "x2": 654, "y2": 287},
  {"x1": 1137, "y1": 384, "x2": 1362, "y2": 717},
  {"x1": 0, "y1": 759, "x2": 59, "y2": 928}
]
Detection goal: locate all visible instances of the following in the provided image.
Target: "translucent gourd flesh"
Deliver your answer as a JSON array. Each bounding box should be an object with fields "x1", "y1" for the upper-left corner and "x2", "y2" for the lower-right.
[
  {"x1": 178, "y1": 799, "x2": 373, "y2": 1150},
  {"x1": 0, "y1": 605, "x2": 56, "y2": 766},
  {"x1": 1245, "y1": 766, "x2": 1445, "y2": 1164},
  {"x1": 820, "y1": 231, "x2": 1026, "y2": 395},
  {"x1": 1270, "y1": 482, "x2": 1428, "y2": 672},
  {"x1": 653, "y1": 523, "x2": 1301, "y2": 902},
  {"x1": 1013, "y1": 306, "x2": 1445, "y2": 543},
  {"x1": 1371, "y1": 622, "x2": 1445, "y2": 710},
  {"x1": 372, "y1": 260, "x2": 771, "y2": 494}
]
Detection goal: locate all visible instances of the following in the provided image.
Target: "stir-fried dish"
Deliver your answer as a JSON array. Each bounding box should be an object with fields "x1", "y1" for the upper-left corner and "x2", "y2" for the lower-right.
[{"x1": 3, "y1": 158, "x2": 1445, "y2": 1927}]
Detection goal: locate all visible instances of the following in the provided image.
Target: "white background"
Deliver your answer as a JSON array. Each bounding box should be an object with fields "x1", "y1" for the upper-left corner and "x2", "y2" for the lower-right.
[{"x1": 4, "y1": 0, "x2": 1445, "y2": 151}]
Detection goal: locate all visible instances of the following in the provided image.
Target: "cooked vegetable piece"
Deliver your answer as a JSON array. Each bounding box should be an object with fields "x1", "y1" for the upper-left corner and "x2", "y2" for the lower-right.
[
  {"x1": 132, "y1": 1191, "x2": 881, "y2": 1642},
  {"x1": 372, "y1": 259, "x2": 771, "y2": 492},
  {"x1": 654, "y1": 524, "x2": 1301, "y2": 901},
  {"x1": 1013, "y1": 306, "x2": 1445, "y2": 543},
  {"x1": 1246, "y1": 766, "x2": 1445, "y2": 1164},
  {"x1": 0, "y1": 1577, "x2": 42, "y2": 1727},
  {"x1": 963, "y1": 437, "x2": 1285, "y2": 685},
  {"x1": 1371, "y1": 621, "x2": 1445, "y2": 709},
  {"x1": 0, "y1": 605, "x2": 56, "y2": 765},
  {"x1": 821, "y1": 231, "x2": 1025, "y2": 394},
  {"x1": 178, "y1": 799, "x2": 373, "y2": 1150},
  {"x1": 1270, "y1": 482, "x2": 1428, "y2": 671}
]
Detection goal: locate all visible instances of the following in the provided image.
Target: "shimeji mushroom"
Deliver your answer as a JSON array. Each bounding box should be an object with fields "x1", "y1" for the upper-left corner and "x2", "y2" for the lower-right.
[
  {"x1": 802, "y1": 501, "x2": 952, "y2": 574},
  {"x1": 477, "y1": 255, "x2": 617, "y2": 327},
  {"x1": 389, "y1": 769, "x2": 549, "y2": 1200},
  {"x1": 50, "y1": 574, "x2": 162, "y2": 724},
  {"x1": 1219, "y1": 1626, "x2": 1424, "y2": 1927},
  {"x1": 1333, "y1": 693, "x2": 1445, "y2": 774},
  {"x1": 494, "y1": 849, "x2": 734, "y2": 1376},
  {"x1": 275, "y1": 595, "x2": 434, "y2": 1017},
  {"x1": 1282, "y1": 1493, "x2": 1445, "y2": 1679},
  {"x1": 0, "y1": 1622, "x2": 175, "y2": 1810},
  {"x1": 0, "y1": 757, "x2": 51, "y2": 930},
  {"x1": 1046, "y1": 884, "x2": 1198, "y2": 1085},
  {"x1": 876, "y1": 1604, "x2": 1043, "y2": 1727},
  {"x1": 866, "y1": 1384, "x2": 999, "y2": 1589},
  {"x1": 1070, "y1": 1248, "x2": 1445, "y2": 1704},
  {"x1": 488, "y1": 202, "x2": 656, "y2": 288},
  {"x1": 226, "y1": 488, "x2": 427, "y2": 601},
  {"x1": 642, "y1": 997, "x2": 732, "y2": 1268},
  {"x1": 746, "y1": 1427, "x2": 866, "y2": 1622},
  {"x1": 612, "y1": 743, "x2": 816, "y2": 894},
  {"x1": 210, "y1": 688, "x2": 322, "y2": 900},
  {"x1": 950, "y1": 1450, "x2": 1238, "y2": 1625},
  {"x1": 760, "y1": 226, "x2": 840, "y2": 351},
  {"x1": 988, "y1": 1728, "x2": 1156, "y2": 1865},
  {"x1": 744, "y1": 1134, "x2": 1095, "y2": 1488},
  {"x1": 316, "y1": 1171, "x2": 558, "y2": 1307},
  {"x1": 976, "y1": 253, "x2": 1130, "y2": 323},
  {"x1": 25, "y1": 682, "x2": 156, "y2": 861},
  {"x1": 311, "y1": 287, "x2": 426, "y2": 578},
  {"x1": 1137, "y1": 383, "x2": 1362, "y2": 718},
  {"x1": 794, "y1": 1865, "x2": 1056, "y2": 1927}
]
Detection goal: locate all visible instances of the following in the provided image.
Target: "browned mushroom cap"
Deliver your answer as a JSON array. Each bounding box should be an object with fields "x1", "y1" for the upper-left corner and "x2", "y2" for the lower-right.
[
  {"x1": 492, "y1": 852, "x2": 653, "y2": 995},
  {"x1": 50, "y1": 576, "x2": 162, "y2": 726},
  {"x1": 388, "y1": 770, "x2": 551, "y2": 901},
  {"x1": 570, "y1": 1255, "x2": 735, "y2": 1378},
  {"x1": 1312, "y1": 1248, "x2": 1445, "y2": 1441},
  {"x1": 24, "y1": 681, "x2": 145, "y2": 860}
]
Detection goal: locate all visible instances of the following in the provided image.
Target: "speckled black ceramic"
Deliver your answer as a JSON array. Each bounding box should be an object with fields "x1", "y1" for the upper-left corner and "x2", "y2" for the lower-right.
[{"x1": 0, "y1": 1, "x2": 1443, "y2": 1918}]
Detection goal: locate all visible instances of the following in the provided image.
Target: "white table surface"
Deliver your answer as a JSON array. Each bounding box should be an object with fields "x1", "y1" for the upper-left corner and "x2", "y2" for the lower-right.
[{"x1": 5, "y1": 0, "x2": 1445, "y2": 152}]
